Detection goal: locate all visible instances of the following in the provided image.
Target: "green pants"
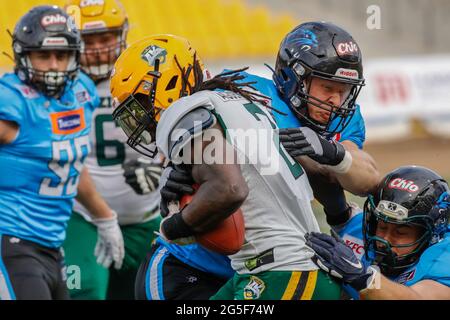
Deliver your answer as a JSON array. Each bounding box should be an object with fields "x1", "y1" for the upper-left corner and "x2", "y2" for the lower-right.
[
  {"x1": 62, "y1": 211, "x2": 161, "y2": 300},
  {"x1": 210, "y1": 269, "x2": 341, "y2": 300}
]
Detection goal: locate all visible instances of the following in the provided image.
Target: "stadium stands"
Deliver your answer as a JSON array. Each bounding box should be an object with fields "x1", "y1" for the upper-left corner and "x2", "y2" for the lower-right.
[{"x1": 0, "y1": 0, "x2": 296, "y2": 69}]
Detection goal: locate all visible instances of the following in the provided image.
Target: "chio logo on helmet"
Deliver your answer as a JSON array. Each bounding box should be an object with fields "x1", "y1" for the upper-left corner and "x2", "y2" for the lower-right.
[
  {"x1": 80, "y1": 0, "x2": 105, "y2": 8},
  {"x1": 337, "y1": 41, "x2": 358, "y2": 55},
  {"x1": 388, "y1": 178, "x2": 419, "y2": 193},
  {"x1": 41, "y1": 14, "x2": 67, "y2": 27}
]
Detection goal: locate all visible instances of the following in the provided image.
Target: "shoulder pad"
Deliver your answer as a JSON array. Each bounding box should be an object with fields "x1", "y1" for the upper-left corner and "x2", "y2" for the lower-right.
[
  {"x1": 156, "y1": 91, "x2": 217, "y2": 160},
  {"x1": 168, "y1": 107, "x2": 216, "y2": 161},
  {"x1": 411, "y1": 233, "x2": 450, "y2": 286},
  {"x1": 0, "y1": 84, "x2": 26, "y2": 125},
  {"x1": 0, "y1": 73, "x2": 39, "y2": 100}
]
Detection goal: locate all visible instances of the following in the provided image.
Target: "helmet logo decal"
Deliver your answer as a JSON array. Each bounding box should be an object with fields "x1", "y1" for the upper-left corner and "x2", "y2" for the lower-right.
[
  {"x1": 141, "y1": 45, "x2": 167, "y2": 67},
  {"x1": 335, "y1": 68, "x2": 359, "y2": 80},
  {"x1": 377, "y1": 200, "x2": 409, "y2": 220},
  {"x1": 83, "y1": 21, "x2": 107, "y2": 30},
  {"x1": 388, "y1": 178, "x2": 419, "y2": 193},
  {"x1": 80, "y1": 0, "x2": 105, "y2": 7},
  {"x1": 66, "y1": 16, "x2": 77, "y2": 31},
  {"x1": 336, "y1": 41, "x2": 358, "y2": 56},
  {"x1": 42, "y1": 37, "x2": 69, "y2": 47},
  {"x1": 41, "y1": 14, "x2": 67, "y2": 27},
  {"x1": 292, "y1": 29, "x2": 318, "y2": 51},
  {"x1": 13, "y1": 43, "x2": 22, "y2": 54}
]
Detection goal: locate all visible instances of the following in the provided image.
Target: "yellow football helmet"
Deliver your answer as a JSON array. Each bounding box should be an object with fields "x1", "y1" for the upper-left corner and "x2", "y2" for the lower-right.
[
  {"x1": 111, "y1": 34, "x2": 205, "y2": 157},
  {"x1": 65, "y1": 0, "x2": 128, "y2": 80}
]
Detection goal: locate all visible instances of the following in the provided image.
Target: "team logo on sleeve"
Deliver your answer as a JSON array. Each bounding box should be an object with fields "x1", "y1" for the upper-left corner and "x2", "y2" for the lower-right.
[
  {"x1": 75, "y1": 90, "x2": 91, "y2": 104},
  {"x1": 243, "y1": 276, "x2": 265, "y2": 300},
  {"x1": 396, "y1": 269, "x2": 416, "y2": 285},
  {"x1": 14, "y1": 84, "x2": 39, "y2": 99},
  {"x1": 50, "y1": 108, "x2": 86, "y2": 135}
]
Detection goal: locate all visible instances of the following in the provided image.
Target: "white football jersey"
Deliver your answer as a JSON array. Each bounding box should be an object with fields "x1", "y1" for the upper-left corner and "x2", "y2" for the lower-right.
[
  {"x1": 157, "y1": 90, "x2": 320, "y2": 274},
  {"x1": 73, "y1": 79, "x2": 161, "y2": 225}
]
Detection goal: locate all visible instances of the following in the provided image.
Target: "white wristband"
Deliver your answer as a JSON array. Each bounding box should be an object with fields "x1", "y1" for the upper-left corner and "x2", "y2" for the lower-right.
[
  {"x1": 364, "y1": 265, "x2": 381, "y2": 291},
  {"x1": 327, "y1": 151, "x2": 352, "y2": 174}
]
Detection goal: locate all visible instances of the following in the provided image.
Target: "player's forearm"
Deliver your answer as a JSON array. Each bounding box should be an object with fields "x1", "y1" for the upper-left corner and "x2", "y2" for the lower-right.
[
  {"x1": 359, "y1": 275, "x2": 423, "y2": 300},
  {"x1": 76, "y1": 167, "x2": 114, "y2": 219},
  {"x1": 332, "y1": 146, "x2": 380, "y2": 196},
  {"x1": 182, "y1": 163, "x2": 248, "y2": 233}
]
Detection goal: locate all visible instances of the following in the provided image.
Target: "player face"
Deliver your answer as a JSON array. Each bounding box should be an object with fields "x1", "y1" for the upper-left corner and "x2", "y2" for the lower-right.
[
  {"x1": 375, "y1": 220, "x2": 423, "y2": 256},
  {"x1": 306, "y1": 77, "x2": 353, "y2": 124},
  {"x1": 81, "y1": 31, "x2": 120, "y2": 77},
  {"x1": 28, "y1": 50, "x2": 72, "y2": 73}
]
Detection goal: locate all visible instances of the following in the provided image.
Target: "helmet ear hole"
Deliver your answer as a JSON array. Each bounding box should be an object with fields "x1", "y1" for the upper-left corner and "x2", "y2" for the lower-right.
[{"x1": 165, "y1": 75, "x2": 178, "y2": 90}]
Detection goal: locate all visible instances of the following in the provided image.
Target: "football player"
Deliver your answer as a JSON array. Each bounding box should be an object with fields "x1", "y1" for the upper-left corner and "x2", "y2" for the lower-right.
[
  {"x1": 62, "y1": 0, "x2": 163, "y2": 300},
  {"x1": 306, "y1": 166, "x2": 450, "y2": 299},
  {"x1": 234, "y1": 22, "x2": 379, "y2": 227},
  {"x1": 111, "y1": 35, "x2": 342, "y2": 300},
  {"x1": 0, "y1": 5, "x2": 123, "y2": 300},
  {"x1": 163, "y1": 22, "x2": 379, "y2": 241}
]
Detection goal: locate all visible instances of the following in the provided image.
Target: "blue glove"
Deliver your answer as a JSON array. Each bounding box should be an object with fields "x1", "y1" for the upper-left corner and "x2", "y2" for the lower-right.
[{"x1": 305, "y1": 230, "x2": 378, "y2": 291}]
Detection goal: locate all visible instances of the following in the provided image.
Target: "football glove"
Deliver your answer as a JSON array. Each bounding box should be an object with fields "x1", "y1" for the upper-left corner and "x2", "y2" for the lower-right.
[
  {"x1": 92, "y1": 211, "x2": 125, "y2": 270},
  {"x1": 279, "y1": 127, "x2": 346, "y2": 166},
  {"x1": 305, "y1": 229, "x2": 379, "y2": 291},
  {"x1": 160, "y1": 164, "x2": 195, "y2": 218},
  {"x1": 123, "y1": 157, "x2": 163, "y2": 195},
  {"x1": 157, "y1": 208, "x2": 196, "y2": 246}
]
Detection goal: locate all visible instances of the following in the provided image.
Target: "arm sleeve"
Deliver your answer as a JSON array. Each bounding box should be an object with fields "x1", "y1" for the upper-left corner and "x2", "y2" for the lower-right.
[
  {"x1": 0, "y1": 85, "x2": 24, "y2": 125},
  {"x1": 414, "y1": 238, "x2": 450, "y2": 287},
  {"x1": 340, "y1": 105, "x2": 366, "y2": 149}
]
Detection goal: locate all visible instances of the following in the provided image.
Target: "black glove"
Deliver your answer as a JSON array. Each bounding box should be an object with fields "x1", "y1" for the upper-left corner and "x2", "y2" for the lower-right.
[
  {"x1": 305, "y1": 230, "x2": 379, "y2": 291},
  {"x1": 123, "y1": 158, "x2": 163, "y2": 195},
  {"x1": 160, "y1": 164, "x2": 195, "y2": 218},
  {"x1": 279, "y1": 127, "x2": 346, "y2": 166}
]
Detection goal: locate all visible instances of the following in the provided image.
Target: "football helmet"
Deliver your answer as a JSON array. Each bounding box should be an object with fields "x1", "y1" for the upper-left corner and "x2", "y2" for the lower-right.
[
  {"x1": 13, "y1": 5, "x2": 81, "y2": 97},
  {"x1": 363, "y1": 166, "x2": 450, "y2": 276},
  {"x1": 65, "y1": 0, "x2": 128, "y2": 80},
  {"x1": 273, "y1": 22, "x2": 365, "y2": 137},
  {"x1": 111, "y1": 34, "x2": 204, "y2": 157}
]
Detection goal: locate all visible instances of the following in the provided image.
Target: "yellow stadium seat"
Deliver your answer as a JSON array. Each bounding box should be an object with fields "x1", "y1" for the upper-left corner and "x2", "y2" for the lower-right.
[{"x1": 0, "y1": 0, "x2": 296, "y2": 69}]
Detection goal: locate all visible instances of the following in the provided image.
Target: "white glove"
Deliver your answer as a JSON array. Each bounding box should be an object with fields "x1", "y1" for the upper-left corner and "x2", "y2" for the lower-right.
[{"x1": 92, "y1": 211, "x2": 125, "y2": 270}]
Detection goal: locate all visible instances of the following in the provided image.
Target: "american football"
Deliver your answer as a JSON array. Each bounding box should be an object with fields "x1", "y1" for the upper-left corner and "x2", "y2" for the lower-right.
[{"x1": 179, "y1": 193, "x2": 245, "y2": 255}]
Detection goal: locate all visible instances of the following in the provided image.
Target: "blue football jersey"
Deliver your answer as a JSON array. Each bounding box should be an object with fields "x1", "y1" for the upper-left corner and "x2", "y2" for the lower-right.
[
  {"x1": 339, "y1": 212, "x2": 450, "y2": 297},
  {"x1": 0, "y1": 72, "x2": 99, "y2": 248},
  {"x1": 237, "y1": 71, "x2": 366, "y2": 149},
  {"x1": 156, "y1": 237, "x2": 234, "y2": 279},
  {"x1": 395, "y1": 231, "x2": 450, "y2": 287}
]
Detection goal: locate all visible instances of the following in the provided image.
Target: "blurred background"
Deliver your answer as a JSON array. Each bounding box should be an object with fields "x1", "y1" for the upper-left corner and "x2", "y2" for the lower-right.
[{"x1": 1, "y1": 0, "x2": 449, "y2": 227}]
